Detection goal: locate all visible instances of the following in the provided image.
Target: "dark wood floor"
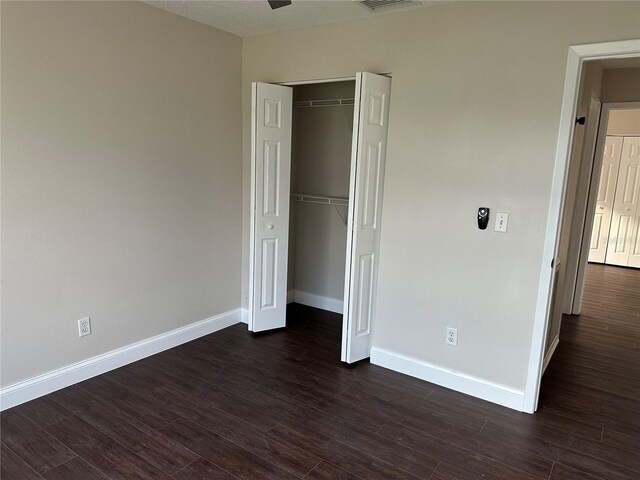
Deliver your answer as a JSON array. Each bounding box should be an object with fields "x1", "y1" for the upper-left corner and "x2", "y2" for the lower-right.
[{"x1": 2, "y1": 266, "x2": 638, "y2": 479}]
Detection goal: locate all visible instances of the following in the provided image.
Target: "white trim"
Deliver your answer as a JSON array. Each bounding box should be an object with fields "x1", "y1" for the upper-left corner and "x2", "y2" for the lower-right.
[
  {"x1": 542, "y1": 336, "x2": 560, "y2": 374},
  {"x1": 525, "y1": 39, "x2": 640, "y2": 414},
  {"x1": 371, "y1": 347, "x2": 525, "y2": 412},
  {"x1": 248, "y1": 82, "x2": 258, "y2": 332},
  {"x1": 0, "y1": 308, "x2": 242, "y2": 411},
  {"x1": 277, "y1": 76, "x2": 356, "y2": 86},
  {"x1": 287, "y1": 290, "x2": 343, "y2": 314},
  {"x1": 241, "y1": 308, "x2": 249, "y2": 324},
  {"x1": 277, "y1": 73, "x2": 392, "y2": 87},
  {"x1": 562, "y1": 92, "x2": 602, "y2": 315}
]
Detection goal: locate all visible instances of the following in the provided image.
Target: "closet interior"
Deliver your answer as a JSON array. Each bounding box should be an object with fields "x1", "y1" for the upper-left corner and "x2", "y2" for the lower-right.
[{"x1": 287, "y1": 80, "x2": 356, "y2": 316}]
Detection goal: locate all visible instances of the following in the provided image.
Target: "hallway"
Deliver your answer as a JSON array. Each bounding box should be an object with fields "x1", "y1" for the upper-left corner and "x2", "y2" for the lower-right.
[{"x1": 539, "y1": 263, "x2": 640, "y2": 465}]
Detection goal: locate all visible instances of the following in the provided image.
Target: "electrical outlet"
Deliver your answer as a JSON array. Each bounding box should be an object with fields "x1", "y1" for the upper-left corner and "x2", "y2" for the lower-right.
[
  {"x1": 446, "y1": 327, "x2": 458, "y2": 346},
  {"x1": 242, "y1": 295, "x2": 249, "y2": 307},
  {"x1": 78, "y1": 317, "x2": 91, "y2": 337}
]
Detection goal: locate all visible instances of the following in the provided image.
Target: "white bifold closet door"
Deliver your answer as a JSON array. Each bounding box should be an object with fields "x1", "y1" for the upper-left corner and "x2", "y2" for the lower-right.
[
  {"x1": 249, "y1": 82, "x2": 292, "y2": 332},
  {"x1": 588, "y1": 136, "x2": 623, "y2": 263},
  {"x1": 250, "y1": 73, "x2": 391, "y2": 363},
  {"x1": 606, "y1": 137, "x2": 640, "y2": 268},
  {"x1": 342, "y1": 72, "x2": 392, "y2": 363}
]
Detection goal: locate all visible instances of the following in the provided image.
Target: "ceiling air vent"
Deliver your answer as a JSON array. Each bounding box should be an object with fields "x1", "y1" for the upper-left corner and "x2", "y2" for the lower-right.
[{"x1": 358, "y1": 0, "x2": 420, "y2": 12}]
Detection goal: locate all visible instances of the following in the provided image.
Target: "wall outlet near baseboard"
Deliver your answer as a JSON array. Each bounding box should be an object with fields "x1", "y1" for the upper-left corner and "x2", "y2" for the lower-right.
[
  {"x1": 78, "y1": 317, "x2": 91, "y2": 337},
  {"x1": 446, "y1": 327, "x2": 458, "y2": 346}
]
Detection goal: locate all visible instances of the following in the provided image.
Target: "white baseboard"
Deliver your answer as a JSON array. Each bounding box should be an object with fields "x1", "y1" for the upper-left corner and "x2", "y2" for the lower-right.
[
  {"x1": 287, "y1": 290, "x2": 343, "y2": 314},
  {"x1": 370, "y1": 347, "x2": 525, "y2": 412},
  {"x1": 542, "y1": 336, "x2": 560, "y2": 374},
  {"x1": 0, "y1": 308, "x2": 242, "y2": 411}
]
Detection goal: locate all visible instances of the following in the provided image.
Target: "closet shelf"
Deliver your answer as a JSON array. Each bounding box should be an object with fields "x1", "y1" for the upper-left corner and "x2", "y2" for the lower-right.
[
  {"x1": 291, "y1": 193, "x2": 349, "y2": 206},
  {"x1": 294, "y1": 98, "x2": 355, "y2": 108}
]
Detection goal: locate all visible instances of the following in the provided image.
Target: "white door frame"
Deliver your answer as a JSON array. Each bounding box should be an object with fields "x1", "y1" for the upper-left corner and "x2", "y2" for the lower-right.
[
  {"x1": 561, "y1": 92, "x2": 601, "y2": 315},
  {"x1": 572, "y1": 102, "x2": 640, "y2": 312},
  {"x1": 523, "y1": 39, "x2": 640, "y2": 414}
]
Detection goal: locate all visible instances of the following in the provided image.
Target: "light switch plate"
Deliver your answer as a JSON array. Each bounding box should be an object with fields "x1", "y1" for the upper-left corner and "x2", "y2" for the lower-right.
[{"x1": 495, "y1": 212, "x2": 509, "y2": 233}]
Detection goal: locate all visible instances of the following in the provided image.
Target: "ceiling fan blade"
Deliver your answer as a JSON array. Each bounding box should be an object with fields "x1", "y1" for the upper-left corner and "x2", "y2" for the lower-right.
[{"x1": 267, "y1": 0, "x2": 292, "y2": 10}]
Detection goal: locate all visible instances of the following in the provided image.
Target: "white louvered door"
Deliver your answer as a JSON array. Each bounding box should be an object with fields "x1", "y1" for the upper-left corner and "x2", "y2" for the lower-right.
[
  {"x1": 249, "y1": 82, "x2": 293, "y2": 332},
  {"x1": 342, "y1": 73, "x2": 392, "y2": 363}
]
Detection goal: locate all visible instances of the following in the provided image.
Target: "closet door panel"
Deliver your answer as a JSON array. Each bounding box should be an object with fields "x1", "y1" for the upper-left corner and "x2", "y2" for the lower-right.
[
  {"x1": 342, "y1": 73, "x2": 391, "y2": 363},
  {"x1": 589, "y1": 136, "x2": 623, "y2": 263},
  {"x1": 606, "y1": 137, "x2": 640, "y2": 267},
  {"x1": 250, "y1": 82, "x2": 293, "y2": 331}
]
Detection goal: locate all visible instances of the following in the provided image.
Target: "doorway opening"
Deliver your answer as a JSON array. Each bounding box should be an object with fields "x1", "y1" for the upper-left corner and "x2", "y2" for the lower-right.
[
  {"x1": 534, "y1": 54, "x2": 640, "y2": 422},
  {"x1": 248, "y1": 73, "x2": 392, "y2": 364},
  {"x1": 286, "y1": 80, "x2": 355, "y2": 358},
  {"x1": 585, "y1": 106, "x2": 640, "y2": 269}
]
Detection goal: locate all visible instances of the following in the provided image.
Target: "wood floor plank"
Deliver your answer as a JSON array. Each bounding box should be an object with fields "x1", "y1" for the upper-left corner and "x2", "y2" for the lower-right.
[
  {"x1": 549, "y1": 462, "x2": 605, "y2": 480},
  {"x1": 480, "y1": 422, "x2": 638, "y2": 480},
  {"x1": 246, "y1": 383, "x2": 390, "y2": 433},
  {"x1": 377, "y1": 413, "x2": 554, "y2": 480},
  {"x1": 172, "y1": 457, "x2": 240, "y2": 480},
  {"x1": 340, "y1": 386, "x2": 487, "y2": 434},
  {"x1": 376, "y1": 420, "x2": 545, "y2": 480},
  {"x1": 268, "y1": 418, "x2": 426, "y2": 480},
  {"x1": 159, "y1": 386, "x2": 321, "y2": 478},
  {"x1": 49, "y1": 384, "x2": 198, "y2": 475},
  {"x1": 78, "y1": 373, "x2": 179, "y2": 430},
  {"x1": 11, "y1": 396, "x2": 71, "y2": 430},
  {"x1": 178, "y1": 379, "x2": 285, "y2": 431},
  {"x1": 0, "y1": 409, "x2": 76, "y2": 474},
  {"x1": 428, "y1": 462, "x2": 485, "y2": 480},
  {"x1": 44, "y1": 416, "x2": 174, "y2": 480},
  {"x1": 42, "y1": 457, "x2": 109, "y2": 480},
  {"x1": 243, "y1": 385, "x2": 439, "y2": 478},
  {"x1": 602, "y1": 428, "x2": 640, "y2": 455},
  {"x1": 160, "y1": 417, "x2": 299, "y2": 480},
  {"x1": 303, "y1": 461, "x2": 362, "y2": 480},
  {"x1": 1, "y1": 442, "x2": 44, "y2": 480}
]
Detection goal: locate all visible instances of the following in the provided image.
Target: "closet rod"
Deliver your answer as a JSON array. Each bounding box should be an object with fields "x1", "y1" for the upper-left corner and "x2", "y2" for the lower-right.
[
  {"x1": 291, "y1": 193, "x2": 349, "y2": 206},
  {"x1": 293, "y1": 98, "x2": 355, "y2": 108}
]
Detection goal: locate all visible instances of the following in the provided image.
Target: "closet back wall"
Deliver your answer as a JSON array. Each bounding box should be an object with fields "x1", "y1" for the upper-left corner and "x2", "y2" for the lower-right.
[{"x1": 288, "y1": 82, "x2": 355, "y2": 308}]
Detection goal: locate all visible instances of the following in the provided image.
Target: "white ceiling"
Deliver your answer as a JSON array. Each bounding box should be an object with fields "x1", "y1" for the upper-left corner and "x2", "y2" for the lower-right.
[{"x1": 144, "y1": 0, "x2": 432, "y2": 37}]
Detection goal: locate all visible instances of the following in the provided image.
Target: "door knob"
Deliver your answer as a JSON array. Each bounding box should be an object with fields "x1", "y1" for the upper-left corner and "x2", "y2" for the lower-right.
[
  {"x1": 598, "y1": 206, "x2": 604, "y2": 210},
  {"x1": 267, "y1": 224, "x2": 274, "y2": 230}
]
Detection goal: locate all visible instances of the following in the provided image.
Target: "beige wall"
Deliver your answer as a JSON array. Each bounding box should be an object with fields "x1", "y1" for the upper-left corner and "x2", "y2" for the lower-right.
[
  {"x1": 601, "y1": 67, "x2": 640, "y2": 103},
  {"x1": 1, "y1": 1, "x2": 242, "y2": 387},
  {"x1": 607, "y1": 109, "x2": 640, "y2": 135},
  {"x1": 242, "y1": 1, "x2": 640, "y2": 390}
]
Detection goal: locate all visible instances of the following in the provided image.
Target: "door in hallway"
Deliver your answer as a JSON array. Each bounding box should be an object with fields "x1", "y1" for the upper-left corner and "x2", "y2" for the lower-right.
[{"x1": 606, "y1": 136, "x2": 640, "y2": 268}]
